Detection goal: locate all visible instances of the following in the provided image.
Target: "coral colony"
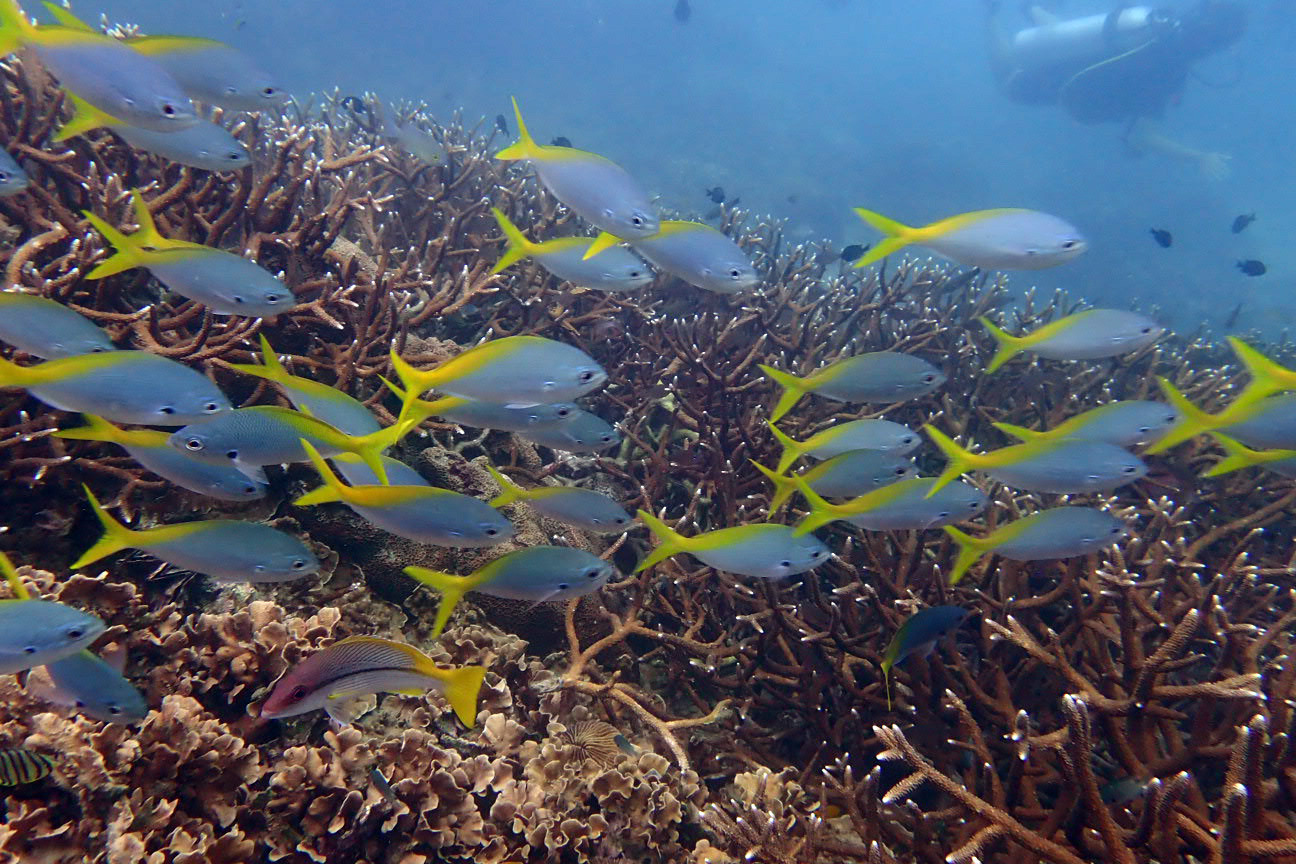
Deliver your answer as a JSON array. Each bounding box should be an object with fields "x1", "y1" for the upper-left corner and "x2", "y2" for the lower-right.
[{"x1": 3, "y1": 39, "x2": 1296, "y2": 864}]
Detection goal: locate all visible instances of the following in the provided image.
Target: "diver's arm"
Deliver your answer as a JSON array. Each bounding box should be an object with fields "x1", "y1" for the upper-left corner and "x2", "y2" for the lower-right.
[{"x1": 1125, "y1": 118, "x2": 1231, "y2": 180}]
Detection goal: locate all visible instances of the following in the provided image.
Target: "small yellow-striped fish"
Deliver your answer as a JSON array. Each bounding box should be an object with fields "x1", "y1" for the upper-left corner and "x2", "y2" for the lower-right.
[{"x1": 0, "y1": 748, "x2": 54, "y2": 785}]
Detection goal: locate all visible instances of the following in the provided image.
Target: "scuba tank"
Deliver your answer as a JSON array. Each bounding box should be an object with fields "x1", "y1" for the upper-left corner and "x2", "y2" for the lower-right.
[{"x1": 1007, "y1": 7, "x2": 1158, "y2": 71}]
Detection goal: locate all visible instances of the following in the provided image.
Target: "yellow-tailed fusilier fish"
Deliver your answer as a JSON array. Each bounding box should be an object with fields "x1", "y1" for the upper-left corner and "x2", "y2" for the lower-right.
[
  {"x1": 486, "y1": 465, "x2": 632, "y2": 533},
  {"x1": 0, "y1": 147, "x2": 29, "y2": 195},
  {"x1": 943, "y1": 507, "x2": 1127, "y2": 585},
  {"x1": 880, "y1": 606, "x2": 968, "y2": 709},
  {"x1": 770, "y1": 419, "x2": 919, "y2": 474},
  {"x1": 296, "y1": 441, "x2": 514, "y2": 547},
  {"x1": 0, "y1": 0, "x2": 195, "y2": 131},
  {"x1": 791, "y1": 475, "x2": 987, "y2": 535},
  {"x1": 43, "y1": 2, "x2": 286, "y2": 112},
  {"x1": 406, "y1": 547, "x2": 618, "y2": 637},
  {"x1": 261, "y1": 636, "x2": 486, "y2": 727},
  {"x1": 389, "y1": 335, "x2": 606, "y2": 407},
  {"x1": 924, "y1": 425, "x2": 1146, "y2": 495},
  {"x1": 495, "y1": 98, "x2": 658, "y2": 240},
  {"x1": 73, "y1": 485, "x2": 319, "y2": 582},
  {"x1": 230, "y1": 335, "x2": 381, "y2": 436},
  {"x1": 751, "y1": 452, "x2": 917, "y2": 511},
  {"x1": 55, "y1": 92, "x2": 250, "y2": 172},
  {"x1": 583, "y1": 221, "x2": 758, "y2": 294},
  {"x1": 979, "y1": 310, "x2": 1163, "y2": 373},
  {"x1": 27, "y1": 646, "x2": 147, "y2": 723},
  {"x1": 0, "y1": 349, "x2": 230, "y2": 425},
  {"x1": 0, "y1": 748, "x2": 54, "y2": 785},
  {"x1": 84, "y1": 190, "x2": 291, "y2": 318},
  {"x1": 375, "y1": 100, "x2": 443, "y2": 164},
  {"x1": 381, "y1": 375, "x2": 577, "y2": 435},
  {"x1": 760, "y1": 353, "x2": 944, "y2": 422},
  {"x1": 516, "y1": 408, "x2": 621, "y2": 453},
  {"x1": 1224, "y1": 337, "x2": 1296, "y2": 410},
  {"x1": 0, "y1": 292, "x2": 114, "y2": 358},
  {"x1": 851, "y1": 207, "x2": 1087, "y2": 271},
  {"x1": 0, "y1": 551, "x2": 105, "y2": 674},
  {"x1": 328, "y1": 453, "x2": 430, "y2": 488},
  {"x1": 993, "y1": 400, "x2": 1180, "y2": 449},
  {"x1": 169, "y1": 405, "x2": 413, "y2": 484},
  {"x1": 491, "y1": 208, "x2": 653, "y2": 292},
  {"x1": 55, "y1": 414, "x2": 266, "y2": 501},
  {"x1": 1202, "y1": 434, "x2": 1296, "y2": 479},
  {"x1": 1149, "y1": 379, "x2": 1296, "y2": 454},
  {"x1": 637, "y1": 510, "x2": 829, "y2": 580}
]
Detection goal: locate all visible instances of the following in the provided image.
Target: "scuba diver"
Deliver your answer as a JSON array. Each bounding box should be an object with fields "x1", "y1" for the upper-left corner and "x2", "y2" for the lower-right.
[{"x1": 986, "y1": 2, "x2": 1247, "y2": 178}]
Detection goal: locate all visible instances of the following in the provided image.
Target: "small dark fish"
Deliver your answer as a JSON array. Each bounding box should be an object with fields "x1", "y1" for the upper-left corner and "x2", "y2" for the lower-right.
[
  {"x1": 1232, "y1": 213, "x2": 1256, "y2": 234},
  {"x1": 841, "y1": 244, "x2": 868, "y2": 263},
  {"x1": 705, "y1": 185, "x2": 725, "y2": 204},
  {"x1": 1237, "y1": 259, "x2": 1266, "y2": 277},
  {"x1": 1149, "y1": 228, "x2": 1172, "y2": 248},
  {"x1": 494, "y1": 113, "x2": 509, "y2": 136},
  {"x1": 370, "y1": 767, "x2": 398, "y2": 804},
  {"x1": 550, "y1": 136, "x2": 572, "y2": 147},
  {"x1": 0, "y1": 748, "x2": 54, "y2": 786},
  {"x1": 1100, "y1": 776, "x2": 1148, "y2": 806},
  {"x1": 674, "y1": 0, "x2": 691, "y2": 23},
  {"x1": 1224, "y1": 301, "x2": 1244, "y2": 329}
]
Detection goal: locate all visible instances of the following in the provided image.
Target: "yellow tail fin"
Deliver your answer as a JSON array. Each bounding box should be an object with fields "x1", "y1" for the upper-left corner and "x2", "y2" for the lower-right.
[
  {"x1": 633, "y1": 509, "x2": 689, "y2": 573},
  {"x1": 1203, "y1": 433, "x2": 1293, "y2": 478},
  {"x1": 0, "y1": 0, "x2": 34, "y2": 55},
  {"x1": 1144, "y1": 377, "x2": 1217, "y2": 454},
  {"x1": 943, "y1": 525, "x2": 989, "y2": 585},
  {"x1": 404, "y1": 566, "x2": 478, "y2": 637},
  {"x1": 1228, "y1": 337, "x2": 1296, "y2": 409},
  {"x1": 789, "y1": 475, "x2": 841, "y2": 537},
  {"x1": 437, "y1": 665, "x2": 487, "y2": 727},
  {"x1": 227, "y1": 334, "x2": 292, "y2": 383},
  {"x1": 295, "y1": 439, "x2": 353, "y2": 505},
  {"x1": 82, "y1": 210, "x2": 143, "y2": 279},
  {"x1": 979, "y1": 316, "x2": 1028, "y2": 374},
  {"x1": 923, "y1": 425, "x2": 979, "y2": 497},
  {"x1": 0, "y1": 550, "x2": 31, "y2": 600},
  {"x1": 494, "y1": 97, "x2": 538, "y2": 161},
  {"x1": 750, "y1": 460, "x2": 797, "y2": 511},
  {"x1": 759, "y1": 364, "x2": 810, "y2": 423},
  {"x1": 54, "y1": 414, "x2": 162, "y2": 448},
  {"x1": 769, "y1": 423, "x2": 805, "y2": 474},
  {"x1": 54, "y1": 91, "x2": 118, "y2": 142},
  {"x1": 41, "y1": 1, "x2": 93, "y2": 29},
  {"x1": 490, "y1": 207, "x2": 535, "y2": 273},
  {"x1": 850, "y1": 208, "x2": 915, "y2": 269},
  {"x1": 485, "y1": 464, "x2": 526, "y2": 508},
  {"x1": 71, "y1": 485, "x2": 138, "y2": 568}
]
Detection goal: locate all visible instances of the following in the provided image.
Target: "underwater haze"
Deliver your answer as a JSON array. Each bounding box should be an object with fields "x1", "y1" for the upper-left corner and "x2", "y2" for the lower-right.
[{"x1": 94, "y1": 0, "x2": 1295, "y2": 334}]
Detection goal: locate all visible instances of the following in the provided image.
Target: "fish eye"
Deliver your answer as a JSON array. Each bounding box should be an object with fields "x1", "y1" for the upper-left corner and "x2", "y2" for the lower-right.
[
  {"x1": 1165, "y1": 415, "x2": 1177, "y2": 424},
  {"x1": 631, "y1": 215, "x2": 643, "y2": 226},
  {"x1": 585, "y1": 568, "x2": 601, "y2": 579},
  {"x1": 291, "y1": 559, "x2": 307, "y2": 569},
  {"x1": 254, "y1": 564, "x2": 267, "y2": 572},
  {"x1": 75, "y1": 700, "x2": 86, "y2": 708},
  {"x1": 203, "y1": 402, "x2": 221, "y2": 413},
  {"x1": 158, "y1": 406, "x2": 175, "y2": 416},
  {"x1": 778, "y1": 560, "x2": 791, "y2": 568},
  {"x1": 729, "y1": 268, "x2": 742, "y2": 278},
  {"x1": 1111, "y1": 526, "x2": 1123, "y2": 535},
  {"x1": 1122, "y1": 466, "x2": 1139, "y2": 474},
  {"x1": 613, "y1": 517, "x2": 627, "y2": 525},
  {"x1": 556, "y1": 407, "x2": 573, "y2": 418},
  {"x1": 969, "y1": 501, "x2": 982, "y2": 510},
  {"x1": 1062, "y1": 240, "x2": 1078, "y2": 249},
  {"x1": 225, "y1": 450, "x2": 239, "y2": 460},
  {"x1": 89, "y1": 346, "x2": 108, "y2": 353},
  {"x1": 1138, "y1": 426, "x2": 1151, "y2": 434},
  {"x1": 23, "y1": 645, "x2": 37, "y2": 654},
  {"x1": 290, "y1": 685, "x2": 308, "y2": 701},
  {"x1": 262, "y1": 87, "x2": 277, "y2": 97},
  {"x1": 600, "y1": 434, "x2": 614, "y2": 443},
  {"x1": 895, "y1": 466, "x2": 908, "y2": 475},
  {"x1": 578, "y1": 370, "x2": 596, "y2": 383},
  {"x1": 184, "y1": 437, "x2": 204, "y2": 451},
  {"x1": 901, "y1": 436, "x2": 915, "y2": 445},
  {"x1": 810, "y1": 549, "x2": 823, "y2": 558},
  {"x1": 484, "y1": 527, "x2": 499, "y2": 536},
  {"x1": 629, "y1": 270, "x2": 641, "y2": 278},
  {"x1": 922, "y1": 374, "x2": 936, "y2": 383},
  {"x1": 108, "y1": 705, "x2": 121, "y2": 715},
  {"x1": 558, "y1": 582, "x2": 570, "y2": 591},
  {"x1": 228, "y1": 152, "x2": 243, "y2": 161},
  {"x1": 243, "y1": 485, "x2": 258, "y2": 494},
  {"x1": 66, "y1": 628, "x2": 84, "y2": 639},
  {"x1": 233, "y1": 296, "x2": 245, "y2": 304},
  {"x1": 264, "y1": 294, "x2": 282, "y2": 304},
  {"x1": 161, "y1": 103, "x2": 177, "y2": 117},
  {"x1": 937, "y1": 510, "x2": 951, "y2": 519},
  {"x1": 0, "y1": 171, "x2": 9, "y2": 181},
  {"x1": 1141, "y1": 327, "x2": 1154, "y2": 334}
]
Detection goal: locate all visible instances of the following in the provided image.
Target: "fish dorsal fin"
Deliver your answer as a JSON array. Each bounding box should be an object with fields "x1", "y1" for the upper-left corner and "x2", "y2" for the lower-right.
[
  {"x1": 128, "y1": 190, "x2": 188, "y2": 251},
  {"x1": 582, "y1": 231, "x2": 625, "y2": 261},
  {"x1": 0, "y1": 551, "x2": 32, "y2": 600},
  {"x1": 42, "y1": 1, "x2": 93, "y2": 30}
]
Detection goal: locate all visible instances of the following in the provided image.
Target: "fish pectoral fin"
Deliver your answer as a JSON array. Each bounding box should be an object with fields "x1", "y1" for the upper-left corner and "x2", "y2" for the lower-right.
[
  {"x1": 234, "y1": 460, "x2": 269, "y2": 483},
  {"x1": 324, "y1": 693, "x2": 371, "y2": 725}
]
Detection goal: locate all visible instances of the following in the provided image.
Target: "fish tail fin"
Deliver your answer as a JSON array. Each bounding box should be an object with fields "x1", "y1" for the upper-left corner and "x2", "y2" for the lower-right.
[
  {"x1": 490, "y1": 207, "x2": 534, "y2": 273},
  {"x1": 1145, "y1": 377, "x2": 1215, "y2": 454},
  {"x1": 749, "y1": 459, "x2": 796, "y2": 511},
  {"x1": 226, "y1": 334, "x2": 289, "y2": 384},
  {"x1": 768, "y1": 423, "x2": 804, "y2": 474},
  {"x1": 485, "y1": 464, "x2": 525, "y2": 508},
  {"x1": 924, "y1": 425, "x2": 979, "y2": 497},
  {"x1": 581, "y1": 231, "x2": 623, "y2": 260},
  {"x1": 404, "y1": 566, "x2": 477, "y2": 637},
  {"x1": 53, "y1": 91, "x2": 116, "y2": 142},
  {"x1": 81, "y1": 210, "x2": 142, "y2": 279},
  {"x1": 348, "y1": 416, "x2": 423, "y2": 486},
  {"x1": 72, "y1": 484, "x2": 136, "y2": 568},
  {"x1": 127, "y1": 189, "x2": 171, "y2": 250},
  {"x1": 41, "y1": 1, "x2": 93, "y2": 29},
  {"x1": 437, "y1": 665, "x2": 487, "y2": 727},
  {"x1": 1228, "y1": 336, "x2": 1292, "y2": 407},
  {"x1": 991, "y1": 421, "x2": 1043, "y2": 442},
  {"x1": 389, "y1": 349, "x2": 438, "y2": 409},
  {"x1": 0, "y1": 0, "x2": 33, "y2": 53},
  {"x1": 978, "y1": 316, "x2": 1027, "y2": 374},
  {"x1": 759, "y1": 364, "x2": 809, "y2": 423},
  {"x1": 850, "y1": 208, "x2": 915, "y2": 268},
  {"x1": 634, "y1": 509, "x2": 688, "y2": 573},
  {"x1": 881, "y1": 659, "x2": 894, "y2": 711},
  {"x1": 0, "y1": 550, "x2": 31, "y2": 600},
  {"x1": 789, "y1": 475, "x2": 838, "y2": 537},
  {"x1": 494, "y1": 97, "x2": 537, "y2": 160},
  {"x1": 294, "y1": 440, "x2": 348, "y2": 505},
  {"x1": 1203, "y1": 433, "x2": 1270, "y2": 478},
  {"x1": 0, "y1": 354, "x2": 34, "y2": 388},
  {"x1": 943, "y1": 525, "x2": 988, "y2": 585},
  {"x1": 53, "y1": 413, "x2": 121, "y2": 444}
]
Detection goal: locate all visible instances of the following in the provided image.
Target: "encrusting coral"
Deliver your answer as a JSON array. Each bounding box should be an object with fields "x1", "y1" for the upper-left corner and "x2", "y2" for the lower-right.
[{"x1": 4, "y1": 39, "x2": 1296, "y2": 864}]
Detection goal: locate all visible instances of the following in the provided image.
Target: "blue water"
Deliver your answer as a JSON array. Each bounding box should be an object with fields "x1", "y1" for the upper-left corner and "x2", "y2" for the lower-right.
[{"x1": 89, "y1": 0, "x2": 1295, "y2": 332}]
